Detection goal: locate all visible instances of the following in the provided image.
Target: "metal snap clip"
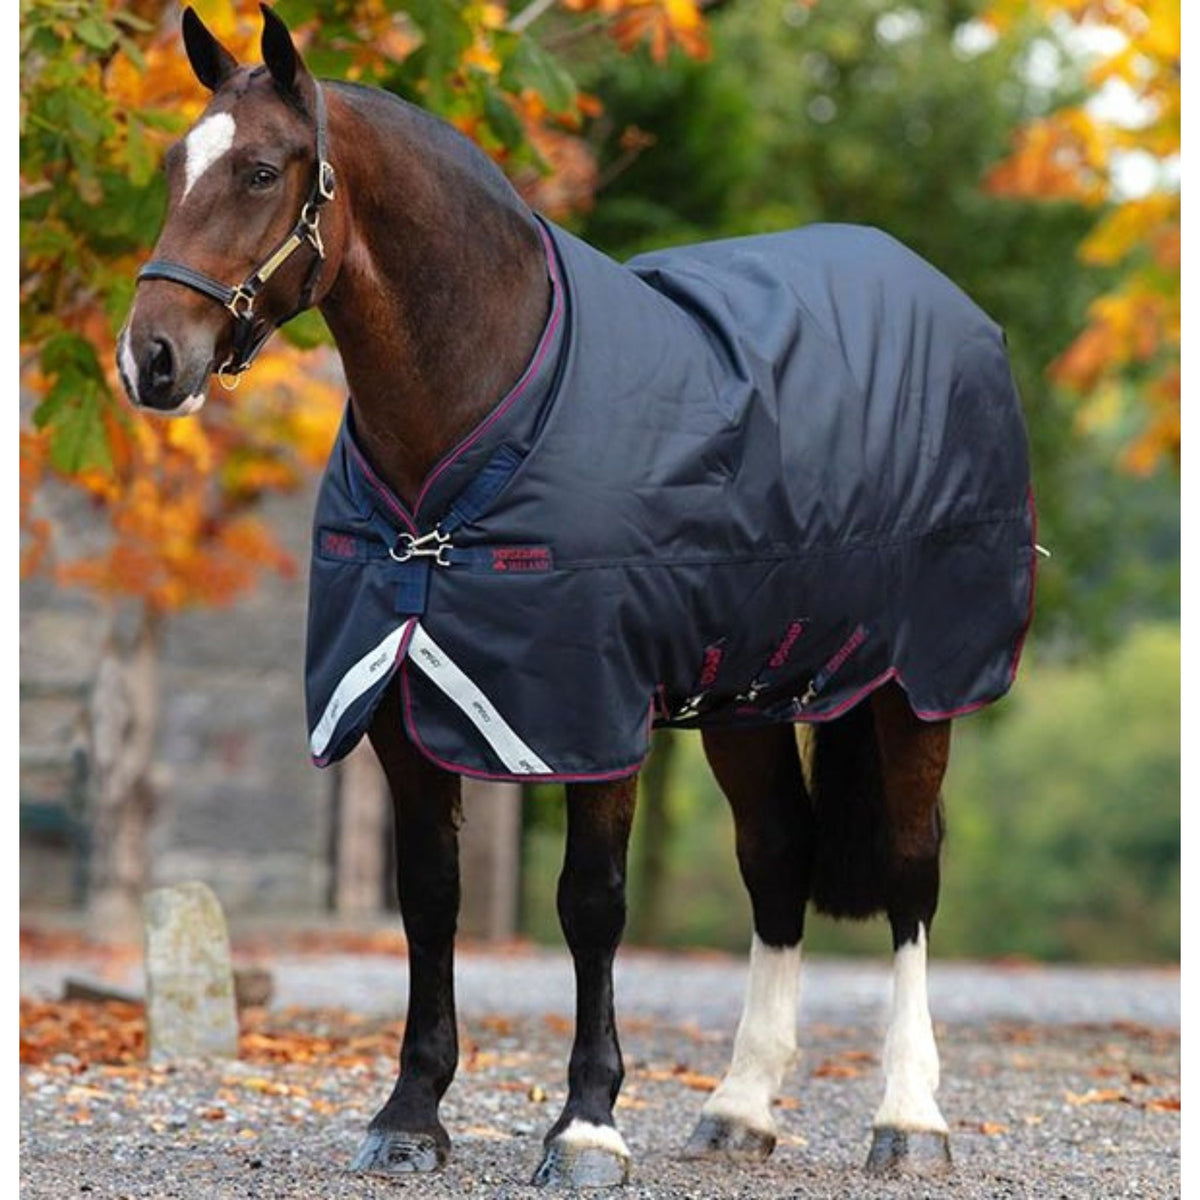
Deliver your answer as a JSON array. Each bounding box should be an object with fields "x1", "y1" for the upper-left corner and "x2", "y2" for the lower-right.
[{"x1": 389, "y1": 527, "x2": 452, "y2": 566}]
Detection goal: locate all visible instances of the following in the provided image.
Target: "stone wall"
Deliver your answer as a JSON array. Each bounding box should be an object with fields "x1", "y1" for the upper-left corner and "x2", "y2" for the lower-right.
[
  {"x1": 21, "y1": 472, "x2": 523, "y2": 937},
  {"x1": 20, "y1": 481, "x2": 335, "y2": 919}
]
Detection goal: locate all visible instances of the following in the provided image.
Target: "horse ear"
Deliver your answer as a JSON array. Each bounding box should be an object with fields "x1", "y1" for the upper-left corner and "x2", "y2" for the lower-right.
[
  {"x1": 182, "y1": 7, "x2": 238, "y2": 93},
  {"x1": 260, "y1": 3, "x2": 315, "y2": 109}
]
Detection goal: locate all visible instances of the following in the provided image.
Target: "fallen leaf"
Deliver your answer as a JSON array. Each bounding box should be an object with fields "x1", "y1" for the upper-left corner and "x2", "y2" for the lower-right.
[
  {"x1": 957, "y1": 1118, "x2": 1008, "y2": 1134},
  {"x1": 638, "y1": 1067, "x2": 719, "y2": 1092},
  {"x1": 461, "y1": 1124, "x2": 510, "y2": 1140},
  {"x1": 1064, "y1": 1088, "x2": 1128, "y2": 1106},
  {"x1": 812, "y1": 1061, "x2": 862, "y2": 1079},
  {"x1": 1143, "y1": 1097, "x2": 1180, "y2": 1113}
]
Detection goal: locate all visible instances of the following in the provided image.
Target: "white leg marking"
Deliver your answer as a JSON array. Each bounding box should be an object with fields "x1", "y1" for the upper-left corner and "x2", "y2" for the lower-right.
[
  {"x1": 873, "y1": 924, "x2": 948, "y2": 1132},
  {"x1": 555, "y1": 1119, "x2": 630, "y2": 1160},
  {"x1": 118, "y1": 331, "x2": 139, "y2": 406},
  {"x1": 702, "y1": 936, "x2": 802, "y2": 1135},
  {"x1": 183, "y1": 112, "x2": 236, "y2": 199}
]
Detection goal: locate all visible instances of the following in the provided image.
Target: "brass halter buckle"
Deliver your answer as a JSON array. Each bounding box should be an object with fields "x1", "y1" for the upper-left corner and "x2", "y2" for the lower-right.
[{"x1": 225, "y1": 285, "x2": 255, "y2": 320}]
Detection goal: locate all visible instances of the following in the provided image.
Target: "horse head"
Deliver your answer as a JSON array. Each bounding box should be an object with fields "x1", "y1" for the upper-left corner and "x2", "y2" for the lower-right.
[{"x1": 117, "y1": 5, "x2": 339, "y2": 415}]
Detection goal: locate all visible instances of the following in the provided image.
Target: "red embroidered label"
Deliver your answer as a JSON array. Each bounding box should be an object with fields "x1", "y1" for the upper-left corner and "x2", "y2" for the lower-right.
[
  {"x1": 490, "y1": 546, "x2": 553, "y2": 573},
  {"x1": 320, "y1": 530, "x2": 360, "y2": 558}
]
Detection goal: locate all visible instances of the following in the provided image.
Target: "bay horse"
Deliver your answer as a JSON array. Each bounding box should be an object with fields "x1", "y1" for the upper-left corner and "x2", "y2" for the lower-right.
[{"x1": 117, "y1": 6, "x2": 1035, "y2": 1187}]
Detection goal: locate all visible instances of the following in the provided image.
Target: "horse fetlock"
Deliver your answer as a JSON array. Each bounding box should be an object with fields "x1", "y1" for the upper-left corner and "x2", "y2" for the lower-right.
[{"x1": 872, "y1": 1079, "x2": 949, "y2": 1135}]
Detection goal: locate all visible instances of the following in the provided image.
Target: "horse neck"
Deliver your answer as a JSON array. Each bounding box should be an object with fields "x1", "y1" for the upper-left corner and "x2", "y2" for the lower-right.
[{"x1": 318, "y1": 85, "x2": 550, "y2": 506}]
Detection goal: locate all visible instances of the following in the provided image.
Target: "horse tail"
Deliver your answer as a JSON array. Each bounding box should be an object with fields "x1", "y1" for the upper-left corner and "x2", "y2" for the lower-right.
[{"x1": 806, "y1": 701, "x2": 891, "y2": 920}]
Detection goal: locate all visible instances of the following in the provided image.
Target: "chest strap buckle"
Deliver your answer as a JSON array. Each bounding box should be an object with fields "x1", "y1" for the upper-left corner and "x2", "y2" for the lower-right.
[{"x1": 390, "y1": 528, "x2": 452, "y2": 566}]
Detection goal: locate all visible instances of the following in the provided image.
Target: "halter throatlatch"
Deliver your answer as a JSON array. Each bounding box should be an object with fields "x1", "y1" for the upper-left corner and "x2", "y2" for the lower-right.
[{"x1": 136, "y1": 83, "x2": 336, "y2": 386}]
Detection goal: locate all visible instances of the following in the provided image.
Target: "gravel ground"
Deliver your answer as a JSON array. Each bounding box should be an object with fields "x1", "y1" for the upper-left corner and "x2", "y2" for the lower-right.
[
  {"x1": 20, "y1": 947, "x2": 1181, "y2": 1199},
  {"x1": 19, "y1": 945, "x2": 1182, "y2": 1027}
]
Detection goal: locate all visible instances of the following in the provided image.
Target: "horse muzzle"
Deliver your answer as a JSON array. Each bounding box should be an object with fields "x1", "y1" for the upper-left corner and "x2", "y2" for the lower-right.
[{"x1": 117, "y1": 326, "x2": 212, "y2": 417}]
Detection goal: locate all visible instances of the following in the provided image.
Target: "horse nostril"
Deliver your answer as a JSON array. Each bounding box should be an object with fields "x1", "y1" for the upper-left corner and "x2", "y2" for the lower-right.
[{"x1": 148, "y1": 337, "x2": 175, "y2": 391}]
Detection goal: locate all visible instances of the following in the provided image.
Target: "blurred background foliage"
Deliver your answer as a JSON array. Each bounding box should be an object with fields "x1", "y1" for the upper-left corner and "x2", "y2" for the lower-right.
[
  {"x1": 20, "y1": 0, "x2": 1178, "y2": 959},
  {"x1": 524, "y1": 622, "x2": 1180, "y2": 962},
  {"x1": 524, "y1": 0, "x2": 1180, "y2": 960}
]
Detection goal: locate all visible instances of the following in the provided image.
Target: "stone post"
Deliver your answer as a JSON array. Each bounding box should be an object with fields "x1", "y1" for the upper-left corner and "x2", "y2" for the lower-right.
[{"x1": 143, "y1": 881, "x2": 239, "y2": 1062}]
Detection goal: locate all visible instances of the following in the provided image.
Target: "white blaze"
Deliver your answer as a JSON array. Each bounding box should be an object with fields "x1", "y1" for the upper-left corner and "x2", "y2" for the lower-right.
[
  {"x1": 701, "y1": 936, "x2": 802, "y2": 1135},
  {"x1": 183, "y1": 112, "x2": 236, "y2": 199},
  {"x1": 118, "y1": 331, "x2": 139, "y2": 406},
  {"x1": 872, "y1": 924, "x2": 948, "y2": 1132}
]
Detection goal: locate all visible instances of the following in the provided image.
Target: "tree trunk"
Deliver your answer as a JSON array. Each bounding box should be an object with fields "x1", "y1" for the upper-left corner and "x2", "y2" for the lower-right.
[
  {"x1": 329, "y1": 740, "x2": 389, "y2": 915},
  {"x1": 86, "y1": 605, "x2": 162, "y2": 943},
  {"x1": 629, "y1": 729, "x2": 677, "y2": 945},
  {"x1": 458, "y1": 779, "x2": 521, "y2": 942}
]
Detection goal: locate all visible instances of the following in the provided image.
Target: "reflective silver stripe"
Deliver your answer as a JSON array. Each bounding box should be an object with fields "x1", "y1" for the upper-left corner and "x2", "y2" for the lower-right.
[
  {"x1": 406, "y1": 623, "x2": 552, "y2": 775},
  {"x1": 309, "y1": 621, "x2": 413, "y2": 758}
]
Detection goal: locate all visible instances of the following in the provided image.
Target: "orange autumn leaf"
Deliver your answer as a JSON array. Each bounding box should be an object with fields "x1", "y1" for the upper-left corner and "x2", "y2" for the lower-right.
[{"x1": 1064, "y1": 1087, "x2": 1128, "y2": 1105}]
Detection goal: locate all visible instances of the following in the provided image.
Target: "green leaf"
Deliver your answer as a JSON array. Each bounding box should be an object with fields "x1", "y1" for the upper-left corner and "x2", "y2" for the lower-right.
[
  {"x1": 42, "y1": 331, "x2": 102, "y2": 379},
  {"x1": 483, "y1": 87, "x2": 526, "y2": 151},
  {"x1": 273, "y1": 0, "x2": 318, "y2": 25},
  {"x1": 123, "y1": 115, "x2": 156, "y2": 187},
  {"x1": 34, "y1": 360, "x2": 113, "y2": 475},
  {"x1": 280, "y1": 308, "x2": 332, "y2": 350},
  {"x1": 47, "y1": 391, "x2": 111, "y2": 474},
  {"x1": 75, "y1": 14, "x2": 116, "y2": 52},
  {"x1": 501, "y1": 37, "x2": 577, "y2": 114}
]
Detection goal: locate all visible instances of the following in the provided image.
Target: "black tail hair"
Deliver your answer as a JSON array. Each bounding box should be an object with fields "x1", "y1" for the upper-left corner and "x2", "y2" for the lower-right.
[{"x1": 808, "y1": 701, "x2": 890, "y2": 920}]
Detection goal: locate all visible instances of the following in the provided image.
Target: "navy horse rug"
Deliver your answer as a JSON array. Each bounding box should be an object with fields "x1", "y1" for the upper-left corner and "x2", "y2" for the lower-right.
[{"x1": 305, "y1": 219, "x2": 1036, "y2": 781}]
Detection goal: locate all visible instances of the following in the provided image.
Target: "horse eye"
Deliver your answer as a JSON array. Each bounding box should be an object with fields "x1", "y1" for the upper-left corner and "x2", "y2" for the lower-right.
[{"x1": 248, "y1": 166, "x2": 279, "y2": 191}]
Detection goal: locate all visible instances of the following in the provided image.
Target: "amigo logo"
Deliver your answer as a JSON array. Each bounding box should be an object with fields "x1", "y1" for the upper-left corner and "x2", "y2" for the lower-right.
[
  {"x1": 698, "y1": 643, "x2": 725, "y2": 688},
  {"x1": 768, "y1": 620, "x2": 806, "y2": 669}
]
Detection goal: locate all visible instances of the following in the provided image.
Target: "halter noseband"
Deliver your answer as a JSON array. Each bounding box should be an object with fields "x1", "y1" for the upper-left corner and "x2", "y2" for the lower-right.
[{"x1": 136, "y1": 83, "x2": 336, "y2": 388}]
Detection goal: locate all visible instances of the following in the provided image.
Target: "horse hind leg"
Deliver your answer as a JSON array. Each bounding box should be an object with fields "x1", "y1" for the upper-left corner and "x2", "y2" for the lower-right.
[
  {"x1": 859, "y1": 683, "x2": 953, "y2": 1174},
  {"x1": 684, "y1": 725, "x2": 812, "y2": 1162}
]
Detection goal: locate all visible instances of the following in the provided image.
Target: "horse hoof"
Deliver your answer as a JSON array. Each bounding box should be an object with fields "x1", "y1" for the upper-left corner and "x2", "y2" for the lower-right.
[
  {"x1": 350, "y1": 1127, "x2": 449, "y2": 1175},
  {"x1": 865, "y1": 1127, "x2": 953, "y2": 1175},
  {"x1": 683, "y1": 1114, "x2": 776, "y2": 1161},
  {"x1": 531, "y1": 1127, "x2": 631, "y2": 1188}
]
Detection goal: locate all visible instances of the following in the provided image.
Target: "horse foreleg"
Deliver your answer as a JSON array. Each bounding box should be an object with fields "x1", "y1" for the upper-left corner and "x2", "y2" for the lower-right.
[
  {"x1": 685, "y1": 725, "x2": 811, "y2": 1161},
  {"x1": 350, "y1": 681, "x2": 461, "y2": 1175},
  {"x1": 866, "y1": 683, "x2": 953, "y2": 1175},
  {"x1": 532, "y1": 777, "x2": 637, "y2": 1188}
]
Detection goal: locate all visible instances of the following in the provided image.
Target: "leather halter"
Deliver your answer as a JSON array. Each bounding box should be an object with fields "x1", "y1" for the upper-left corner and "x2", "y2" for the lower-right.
[{"x1": 136, "y1": 83, "x2": 336, "y2": 387}]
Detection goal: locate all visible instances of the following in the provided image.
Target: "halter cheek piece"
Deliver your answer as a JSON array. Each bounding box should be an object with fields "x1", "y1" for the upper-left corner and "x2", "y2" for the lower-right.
[{"x1": 136, "y1": 84, "x2": 336, "y2": 389}]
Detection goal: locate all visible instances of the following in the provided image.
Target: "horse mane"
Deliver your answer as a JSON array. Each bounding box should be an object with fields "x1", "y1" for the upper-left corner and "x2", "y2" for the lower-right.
[{"x1": 326, "y1": 79, "x2": 535, "y2": 225}]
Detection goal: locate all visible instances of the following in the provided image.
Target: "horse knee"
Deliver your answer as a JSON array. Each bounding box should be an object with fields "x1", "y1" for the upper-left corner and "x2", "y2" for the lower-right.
[{"x1": 558, "y1": 865, "x2": 626, "y2": 952}]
